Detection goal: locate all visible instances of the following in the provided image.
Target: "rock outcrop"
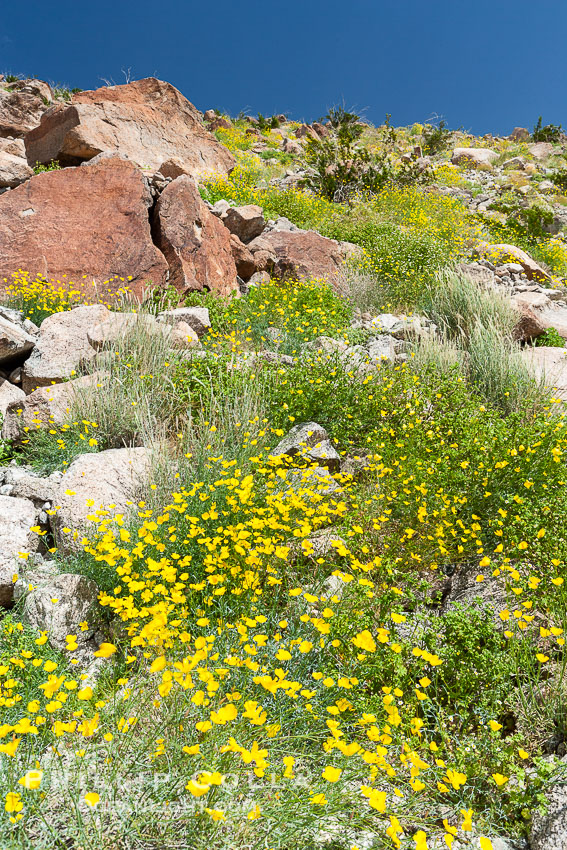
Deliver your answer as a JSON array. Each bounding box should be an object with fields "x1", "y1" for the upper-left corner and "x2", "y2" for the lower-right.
[
  {"x1": 0, "y1": 157, "x2": 168, "y2": 294},
  {"x1": 25, "y1": 78, "x2": 235, "y2": 178},
  {"x1": 153, "y1": 175, "x2": 239, "y2": 296}
]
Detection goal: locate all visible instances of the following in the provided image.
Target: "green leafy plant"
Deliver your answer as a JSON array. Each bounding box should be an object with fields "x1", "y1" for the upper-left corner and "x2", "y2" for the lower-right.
[
  {"x1": 33, "y1": 160, "x2": 61, "y2": 175},
  {"x1": 532, "y1": 116, "x2": 562, "y2": 143},
  {"x1": 534, "y1": 327, "x2": 566, "y2": 347},
  {"x1": 422, "y1": 118, "x2": 453, "y2": 154},
  {"x1": 257, "y1": 113, "x2": 280, "y2": 130},
  {"x1": 301, "y1": 105, "x2": 391, "y2": 202}
]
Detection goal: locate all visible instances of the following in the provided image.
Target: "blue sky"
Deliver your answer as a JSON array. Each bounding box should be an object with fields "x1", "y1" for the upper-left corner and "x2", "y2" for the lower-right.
[{"x1": 1, "y1": 0, "x2": 565, "y2": 135}]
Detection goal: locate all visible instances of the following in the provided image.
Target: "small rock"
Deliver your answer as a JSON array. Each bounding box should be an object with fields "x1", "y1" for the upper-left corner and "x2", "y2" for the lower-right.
[
  {"x1": 270, "y1": 421, "x2": 341, "y2": 471},
  {"x1": 222, "y1": 204, "x2": 265, "y2": 243},
  {"x1": 156, "y1": 307, "x2": 211, "y2": 337}
]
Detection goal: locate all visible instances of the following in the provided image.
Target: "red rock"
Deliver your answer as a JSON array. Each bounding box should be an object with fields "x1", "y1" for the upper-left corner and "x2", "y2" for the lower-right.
[
  {"x1": 25, "y1": 78, "x2": 235, "y2": 179},
  {"x1": 230, "y1": 234, "x2": 256, "y2": 280},
  {"x1": 295, "y1": 124, "x2": 320, "y2": 141},
  {"x1": 513, "y1": 291, "x2": 567, "y2": 341},
  {"x1": 0, "y1": 157, "x2": 168, "y2": 295},
  {"x1": 0, "y1": 82, "x2": 52, "y2": 138},
  {"x1": 247, "y1": 230, "x2": 349, "y2": 282},
  {"x1": 208, "y1": 117, "x2": 232, "y2": 131},
  {"x1": 153, "y1": 175, "x2": 239, "y2": 296}
]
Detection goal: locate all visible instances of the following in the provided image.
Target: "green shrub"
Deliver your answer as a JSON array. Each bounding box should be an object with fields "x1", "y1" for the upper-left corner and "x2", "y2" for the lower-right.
[
  {"x1": 422, "y1": 118, "x2": 453, "y2": 154},
  {"x1": 532, "y1": 116, "x2": 562, "y2": 143},
  {"x1": 535, "y1": 327, "x2": 566, "y2": 347},
  {"x1": 33, "y1": 160, "x2": 61, "y2": 175},
  {"x1": 301, "y1": 106, "x2": 391, "y2": 202}
]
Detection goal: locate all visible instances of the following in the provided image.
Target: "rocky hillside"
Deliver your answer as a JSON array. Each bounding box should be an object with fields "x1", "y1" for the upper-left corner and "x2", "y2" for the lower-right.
[{"x1": 1, "y1": 74, "x2": 567, "y2": 850}]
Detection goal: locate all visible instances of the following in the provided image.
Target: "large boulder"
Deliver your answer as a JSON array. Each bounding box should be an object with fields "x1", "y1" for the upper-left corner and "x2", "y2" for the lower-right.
[
  {"x1": 153, "y1": 175, "x2": 239, "y2": 296},
  {"x1": 52, "y1": 447, "x2": 152, "y2": 551},
  {"x1": 521, "y1": 346, "x2": 567, "y2": 401},
  {"x1": 0, "y1": 81, "x2": 52, "y2": 138},
  {"x1": 25, "y1": 78, "x2": 235, "y2": 178},
  {"x1": 229, "y1": 234, "x2": 256, "y2": 280},
  {"x1": 478, "y1": 243, "x2": 551, "y2": 282},
  {"x1": 156, "y1": 307, "x2": 211, "y2": 338},
  {"x1": 529, "y1": 142, "x2": 554, "y2": 160},
  {"x1": 2, "y1": 373, "x2": 106, "y2": 442},
  {"x1": 0, "y1": 151, "x2": 33, "y2": 188},
  {"x1": 22, "y1": 304, "x2": 111, "y2": 393},
  {"x1": 0, "y1": 495, "x2": 39, "y2": 606},
  {"x1": 0, "y1": 157, "x2": 168, "y2": 294},
  {"x1": 451, "y1": 147, "x2": 498, "y2": 167},
  {"x1": 87, "y1": 311, "x2": 200, "y2": 350},
  {"x1": 247, "y1": 230, "x2": 350, "y2": 283},
  {"x1": 513, "y1": 292, "x2": 567, "y2": 340}
]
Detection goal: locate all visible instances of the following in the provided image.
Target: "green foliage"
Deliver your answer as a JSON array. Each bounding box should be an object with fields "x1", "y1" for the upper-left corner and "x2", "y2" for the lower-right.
[
  {"x1": 257, "y1": 113, "x2": 280, "y2": 130},
  {"x1": 427, "y1": 603, "x2": 510, "y2": 711},
  {"x1": 301, "y1": 106, "x2": 391, "y2": 202},
  {"x1": 32, "y1": 160, "x2": 61, "y2": 175},
  {"x1": 534, "y1": 327, "x2": 566, "y2": 347},
  {"x1": 532, "y1": 116, "x2": 562, "y2": 143},
  {"x1": 550, "y1": 168, "x2": 567, "y2": 193},
  {"x1": 17, "y1": 423, "x2": 99, "y2": 475},
  {"x1": 422, "y1": 270, "x2": 518, "y2": 342},
  {"x1": 422, "y1": 118, "x2": 453, "y2": 154},
  {"x1": 207, "y1": 277, "x2": 352, "y2": 353},
  {"x1": 489, "y1": 196, "x2": 555, "y2": 241}
]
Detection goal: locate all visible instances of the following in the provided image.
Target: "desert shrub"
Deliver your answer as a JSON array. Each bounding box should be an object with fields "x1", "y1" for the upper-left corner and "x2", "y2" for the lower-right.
[
  {"x1": 257, "y1": 112, "x2": 280, "y2": 130},
  {"x1": 301, "y1": 106, "x2": 391, "y2": 202},
  {"x1": 488, "y1": 197, "x2": 555, "y2": 241},
  {"x1": 15, "y1": 422, "x2": 100, "y2": 475},
  {"x1": 550, "y1": 168, "x2": 567, "y2": 193},
  {"x1": 421, "y1": 118, "x2": 453, "y2": 154},
  {"x1": 32, "y1": 160, "x2": 60, "y2": 175},
  {"x1": 321, "y1": 186, "x2": 484, "y2": 308},
  {"x1": 205, "y1": 278, "x2": 352, "y2": 352},
  {"x1": 532, "y1": 116, "x2": 562, "y2": 143}
]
